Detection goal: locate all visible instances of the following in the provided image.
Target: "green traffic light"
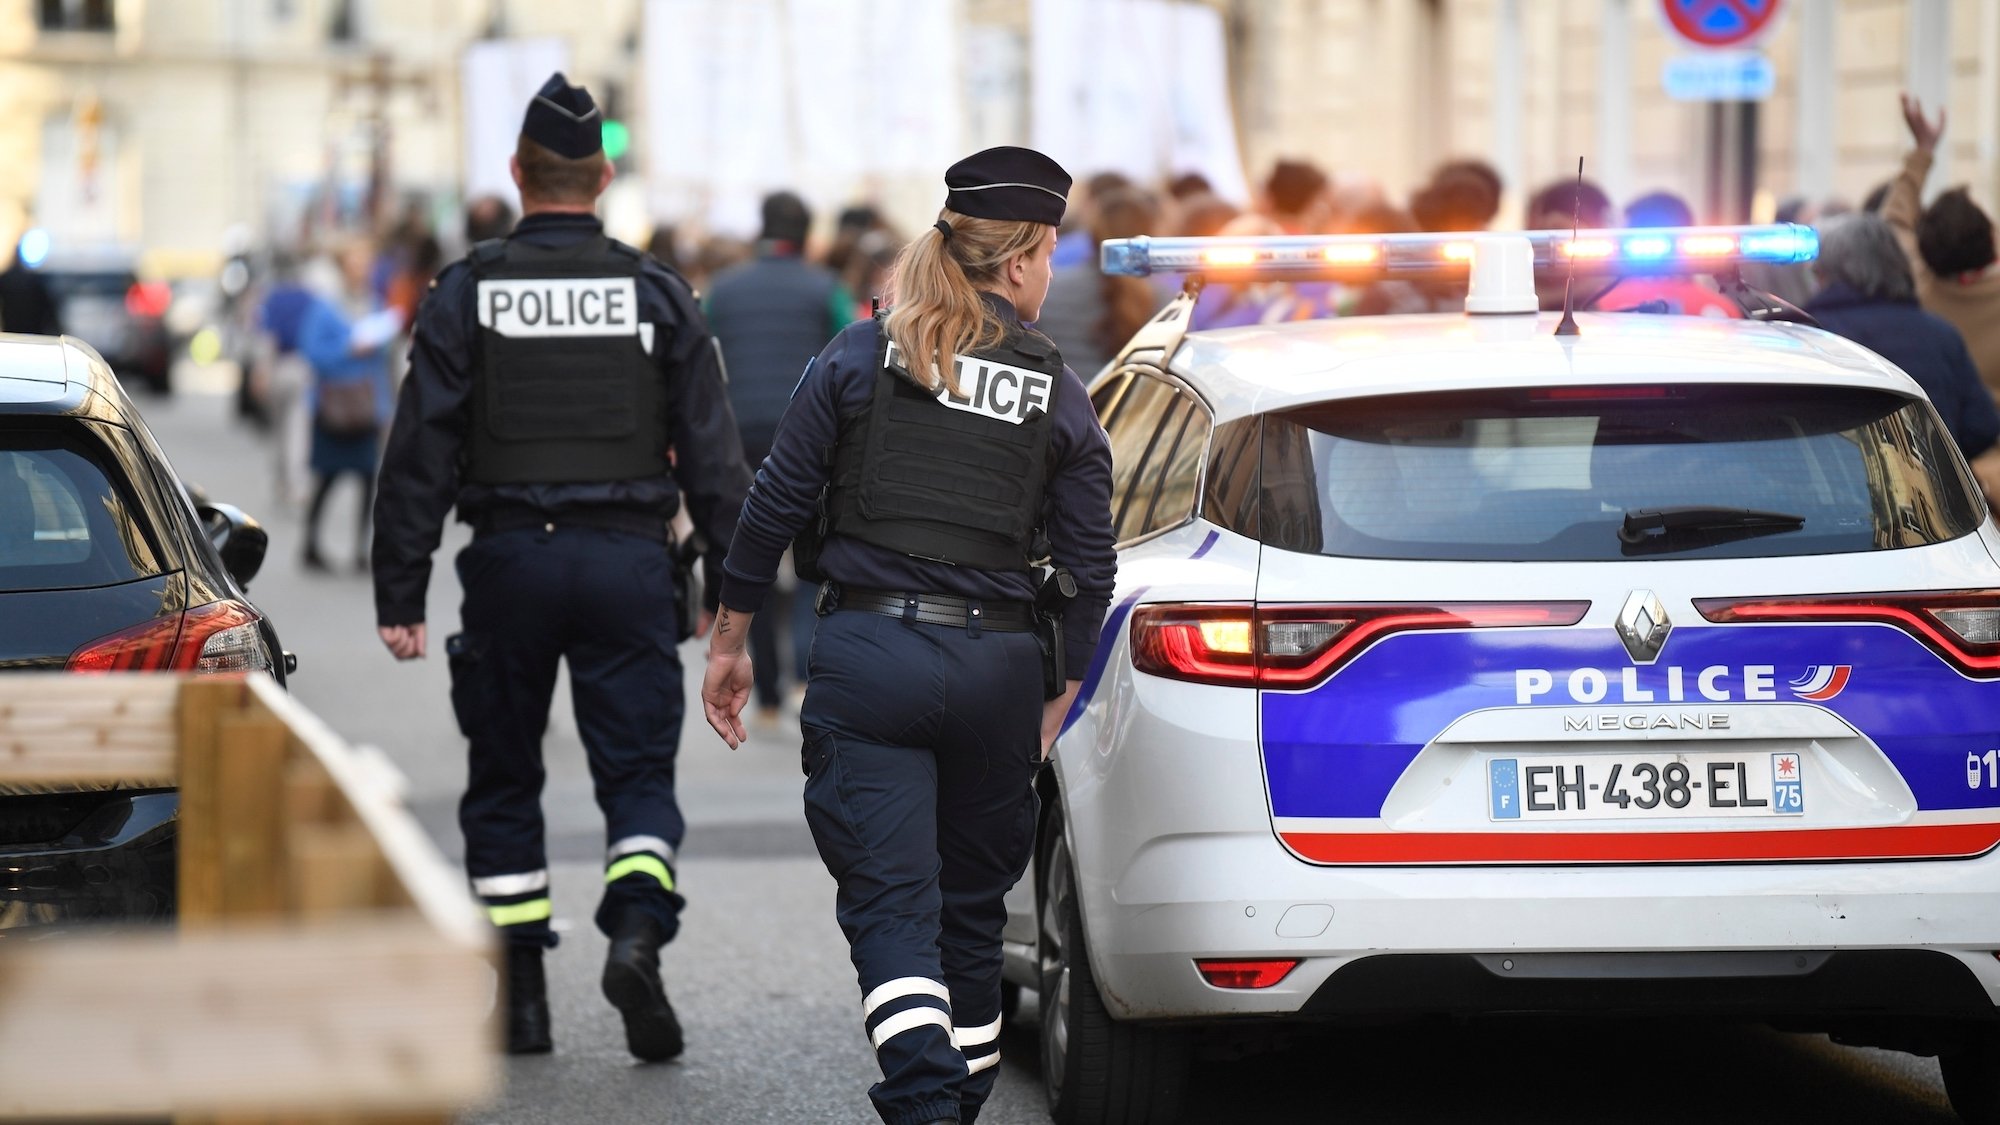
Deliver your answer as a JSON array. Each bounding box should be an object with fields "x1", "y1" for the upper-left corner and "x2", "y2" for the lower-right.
[{"x1": 603, "y1": 119, "x2": 630, "y2": 163}]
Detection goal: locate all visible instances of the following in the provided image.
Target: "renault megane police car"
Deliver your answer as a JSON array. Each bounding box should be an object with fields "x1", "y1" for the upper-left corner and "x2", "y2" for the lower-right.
[{"x1": 1004, "y1": 226, "x2": 2000, "y2": 1125}]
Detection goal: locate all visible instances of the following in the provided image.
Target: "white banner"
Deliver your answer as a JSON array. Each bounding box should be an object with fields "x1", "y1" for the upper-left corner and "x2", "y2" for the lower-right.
[
  {"x1": 1031, "y1": 0, "x2": 1247, "y2": 204},
  {"x1": 460, "y1": 38, "x2": 571, "y2": 212}
]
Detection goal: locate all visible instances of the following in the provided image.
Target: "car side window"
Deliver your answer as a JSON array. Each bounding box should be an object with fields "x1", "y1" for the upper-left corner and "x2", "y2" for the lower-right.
[
  {"x1": 1090, "y1": 372, "x2": 1134, "y2": 427},
  {"x1": 1116, "y1": 396, "x2": 1190, "y2": 542},
  {"x1": 1138, "y1": 402, "x2": 1213, "y2": 537},
  {"x1": 1201, "y1": 417, "x2": 1260, "y2": 539},
  {"x1": 1102, "y1": 375, "x2": 1179, "y2": 542}
]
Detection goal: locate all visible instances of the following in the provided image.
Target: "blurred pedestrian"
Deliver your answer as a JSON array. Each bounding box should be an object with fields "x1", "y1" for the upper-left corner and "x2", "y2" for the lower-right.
[
  {"x1": 645, "y1": 224, "x2": 683, "y2": 273},
  {"x1": 1261, "y1": 158, "x2": 1333, "y2": 234},
  {"x1": 704, "y1": 190, "x2": 851, "y2": 725},
  {"x1": 298, "y1": 236, "x2": 398, "y2": 570},
  {"x1": 1526, "y1": 176, "x2": 1614, "y2": 230},
  {"x1": 1887, "y1": 95, "x2": 2000, "y2": 403},
  {"x1": 1053, "y1": 170, "x2": 1134, "y2": 268},
  {"x1": 0, "y1": 239, "x2": 60, "y2": 335},
  {"x1": 252, "y1": 250, "x2": 319, "y2": 507},
  {"x1": 464, "y1": 194, "x2": 517, "y2": 244},
  {"x1": 1599, "y1": 191, "x2": 1740, "y2": 318},
  {"x1": 371, "y1": 73, "x2": 751, "y2": 1061},
  {"x1": 1410, "y1": 161, "x2": 1501, "y2": 233},
  {"x1": 702, "y1": 144, "x2": 1116, "y2": 1125},
  {"x1": 1037, "y1": 185, "x2": 1161, "y2": 377},
  {"x1": 1806, "y1": 213, "x2": 2000, "y2": 504}
]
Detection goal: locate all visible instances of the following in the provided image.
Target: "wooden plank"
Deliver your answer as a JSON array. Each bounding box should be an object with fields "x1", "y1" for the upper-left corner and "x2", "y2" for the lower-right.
[
  {"x1": 0, "y1": 673, "x2": 180, "y2": 785},
  {"x1": 243, "y1": 678, "x2": 487, "y2": 948},
  {"x1": 215, "y1": 713, "x2": 290, "y2": 919},
  {"x1": 177, "y1": 678, "x2": 243, "y2": 926},
  {"x1": 0, "y1": 922, "x2": 496, "y2": 1119},
  {"x1": 288, "y1": 822, "x2": 381, "y2": 919}
]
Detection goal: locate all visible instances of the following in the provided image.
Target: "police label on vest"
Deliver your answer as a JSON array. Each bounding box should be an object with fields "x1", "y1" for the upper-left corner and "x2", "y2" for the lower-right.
[
  {"x1": 478, "y1": 277, "x2": 640, "y2": 338},
  {"x1": 889, "y1": 343, "x2": 1053, "y2": 425}
]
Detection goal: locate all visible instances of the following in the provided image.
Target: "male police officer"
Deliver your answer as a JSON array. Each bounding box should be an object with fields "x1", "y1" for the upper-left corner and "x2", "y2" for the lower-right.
[{"x1": 372, "y1": 73, "x2": 750, "y2": 1060}]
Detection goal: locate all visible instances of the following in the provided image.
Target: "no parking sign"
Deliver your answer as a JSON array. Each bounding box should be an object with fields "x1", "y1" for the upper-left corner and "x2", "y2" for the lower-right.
[
  {"x1": 1660, "y1": 0, "x2": 1783, "y2": 49},
  {"x1": 1659, "y1": 0, "x2": 1784, "y2": 101}
]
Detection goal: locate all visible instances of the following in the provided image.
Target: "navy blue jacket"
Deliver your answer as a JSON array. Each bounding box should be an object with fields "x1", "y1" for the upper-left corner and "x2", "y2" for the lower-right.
[
  {"x1": 704, "y1": 246, "x2": 849, "y2": 462},
  {"x1": 720, "y1": 292, "x2": 1118, "y2": 671},
  {"x1": 373, "y1": 213, "x2": 752, "y2": 627},
  {"x1": 1806, "y1": 281, "x2": 2000, "y2": 461}
]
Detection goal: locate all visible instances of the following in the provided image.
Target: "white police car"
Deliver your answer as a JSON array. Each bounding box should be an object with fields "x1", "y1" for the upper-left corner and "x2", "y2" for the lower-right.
[{"x1": 1003, "y1": 226, "x2": 2000, "y2": 1124}]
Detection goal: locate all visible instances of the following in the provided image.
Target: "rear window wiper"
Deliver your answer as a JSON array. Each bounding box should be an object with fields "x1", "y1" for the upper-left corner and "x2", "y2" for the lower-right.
[{"x1": 1618, "y1": 506, "x2": 1805, "y2": 555}]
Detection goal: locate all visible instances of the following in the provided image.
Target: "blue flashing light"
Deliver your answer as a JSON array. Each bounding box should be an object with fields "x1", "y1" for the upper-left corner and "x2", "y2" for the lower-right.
[
  {"x1": 1623, "y1": 235, "x2": 1673, "y2": 260},
  {"x1": 17, "y1": 228, "x2": 49, "y2": 269},
  {"x1": 1099, "y1": 223, "x2": 1820, "y2": 280}
]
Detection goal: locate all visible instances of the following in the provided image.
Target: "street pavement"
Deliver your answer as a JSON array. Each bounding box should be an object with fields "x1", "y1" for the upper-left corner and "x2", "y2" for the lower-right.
[{"x1": 136, "y1": 376, "x2": 1967, "y2": 1124}]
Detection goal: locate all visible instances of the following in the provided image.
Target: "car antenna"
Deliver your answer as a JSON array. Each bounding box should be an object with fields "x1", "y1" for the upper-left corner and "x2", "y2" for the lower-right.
[{"x1": 1554, "y1": 156, "x2": 1584, "y2": 338}]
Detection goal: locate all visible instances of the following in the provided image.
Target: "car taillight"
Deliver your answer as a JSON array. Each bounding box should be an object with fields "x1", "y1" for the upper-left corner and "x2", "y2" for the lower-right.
[
  {"x1": 124, "y1": 281, "x2": 171, "y2": 319},
  {"x1": 1695, "y1": 591, "x2": 2000, "y2": 678},
  {"x1": 1196, "y1": 959, "x2": 1299, "y2": 989},
  {"x1": 67, "y1": 600, "x2": 268, "y2": 674},
  {"x1": 1131, "y1": 602, "x2": 1590, "y2": 689}
]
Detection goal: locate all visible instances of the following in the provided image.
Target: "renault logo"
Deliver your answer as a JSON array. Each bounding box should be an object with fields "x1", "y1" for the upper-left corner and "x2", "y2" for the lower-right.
[{"x1": 1616, "y1": 590, "x2": 1672, "y2": 664}]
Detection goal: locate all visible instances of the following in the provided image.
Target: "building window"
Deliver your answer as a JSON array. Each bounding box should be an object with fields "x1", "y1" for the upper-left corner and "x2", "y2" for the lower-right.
[{"x1": 37, "y1": 0, "x2": 115, "y2": 31}]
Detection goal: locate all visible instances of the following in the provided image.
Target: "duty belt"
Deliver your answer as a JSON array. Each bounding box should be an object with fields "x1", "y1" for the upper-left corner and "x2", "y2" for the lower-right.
[
  {"x1": 824, "y1": 583, "x2": 1036, "y2": 633},
  {"x1": 474, "y1": 506, "x2": 670, "y2": 542}
]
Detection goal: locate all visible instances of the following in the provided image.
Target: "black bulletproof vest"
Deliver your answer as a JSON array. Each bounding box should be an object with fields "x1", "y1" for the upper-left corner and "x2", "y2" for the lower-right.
[
  {"x1": 825, "y1": 318, "x2": 1061, "y2": 573},
  {"x1": 464, "y1": 236, "x2": 668, "y2": 485}
]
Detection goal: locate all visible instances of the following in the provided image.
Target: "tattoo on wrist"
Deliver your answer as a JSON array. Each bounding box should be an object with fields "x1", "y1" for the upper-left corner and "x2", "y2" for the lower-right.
[{"x1": 717, "y1": 609, "x2": 733, "y2": 635}]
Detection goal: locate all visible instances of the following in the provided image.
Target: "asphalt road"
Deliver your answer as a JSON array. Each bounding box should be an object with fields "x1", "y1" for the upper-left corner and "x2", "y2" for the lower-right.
[{"x1": 135, "y1": 377, "x2": 1968, "y2": 1124}]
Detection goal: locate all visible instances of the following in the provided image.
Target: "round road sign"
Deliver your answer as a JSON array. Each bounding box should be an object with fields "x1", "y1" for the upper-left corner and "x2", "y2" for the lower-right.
[{"x1": 1661, "y1": 0, "x2": 1782, "y2": 49}]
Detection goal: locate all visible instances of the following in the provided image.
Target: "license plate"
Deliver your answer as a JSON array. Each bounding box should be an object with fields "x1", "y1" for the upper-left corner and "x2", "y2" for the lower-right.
[{"x1": 1488, "y1": 752, "x2": 1805, "y2": 821}]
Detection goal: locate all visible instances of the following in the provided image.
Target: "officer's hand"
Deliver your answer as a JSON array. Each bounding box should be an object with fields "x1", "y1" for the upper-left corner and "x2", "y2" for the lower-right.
[
  {"x1": 702, "y1": 648, "x2": 754, "y2": 749},
  {"x1": 1902, "y1": 92, "x2": 1947, "y2": 154},
  {"x1": 378, "y1": 623, "x2": 427, "y2": 661},
  {"x1": 1040, "y1": 679, "x2": 1083, "y2": 760}
]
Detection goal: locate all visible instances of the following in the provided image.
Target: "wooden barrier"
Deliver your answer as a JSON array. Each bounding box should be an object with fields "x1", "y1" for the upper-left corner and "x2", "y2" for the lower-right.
[{"x1": 0, "y1": 675, "x2": 496, "y2": 1123}]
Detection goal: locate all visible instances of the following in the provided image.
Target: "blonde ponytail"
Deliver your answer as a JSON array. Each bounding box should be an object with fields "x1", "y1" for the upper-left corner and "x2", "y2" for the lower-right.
[{"x1": 884, "y1": 208, "x2": 1048, "y2": 398}]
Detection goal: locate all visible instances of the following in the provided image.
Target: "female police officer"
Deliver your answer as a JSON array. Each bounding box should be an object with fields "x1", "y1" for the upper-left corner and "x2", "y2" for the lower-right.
[{"x1": 700, "y1": 147, "x2": 1116, "y2": 1124}]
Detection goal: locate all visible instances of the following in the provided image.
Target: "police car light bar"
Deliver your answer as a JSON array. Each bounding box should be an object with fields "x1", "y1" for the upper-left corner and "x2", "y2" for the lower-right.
[{"x1": 1099, "y1": 224, "x2": 1819, "y2": 280}]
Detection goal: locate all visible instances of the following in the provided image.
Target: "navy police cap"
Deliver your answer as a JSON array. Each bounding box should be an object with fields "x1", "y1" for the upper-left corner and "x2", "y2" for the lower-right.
[
  {"x1": 944, "y1": 146, "x2": 1071, "y2": 226},
  {"x1": 521, "y1": 72, "x2": 602, "y2": 159}
]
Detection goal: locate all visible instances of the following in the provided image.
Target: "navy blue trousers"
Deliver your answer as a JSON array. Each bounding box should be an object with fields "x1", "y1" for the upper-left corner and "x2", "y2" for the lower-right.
[
  {"x1": 800, "y1": 607, "x2": 1043, "y2": 1125},
  {"x1": 449, "y1": 526, "x2": 687, "y2": 948}
]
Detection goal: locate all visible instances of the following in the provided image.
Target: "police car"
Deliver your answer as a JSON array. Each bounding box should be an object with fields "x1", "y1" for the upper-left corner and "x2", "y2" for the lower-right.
[{"x1": 1002, "y1": 226, "x2": 2000, "y2": 1124}]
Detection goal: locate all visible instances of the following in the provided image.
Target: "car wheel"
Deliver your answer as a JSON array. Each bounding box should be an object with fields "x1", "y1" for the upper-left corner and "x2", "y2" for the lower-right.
[
  {"x1": 1039, "y1": 807, "x2": 1189, "y2": 1125},
  {"x1": 1942, "y1": 1029, "x2": 2000, "y2": 1124}
]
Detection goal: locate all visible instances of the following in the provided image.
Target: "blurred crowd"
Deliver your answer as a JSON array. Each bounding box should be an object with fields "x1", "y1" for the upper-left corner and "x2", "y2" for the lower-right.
[{"x1": 208, "y1": 91, "x2": 2000, "y2": 620}]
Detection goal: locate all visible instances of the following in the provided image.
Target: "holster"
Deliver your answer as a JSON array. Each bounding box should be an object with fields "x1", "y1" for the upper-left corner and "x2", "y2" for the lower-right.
[
  {"x1": 1034, "y1": 566, "x2": 1078, "y2": 701},
  {"x1": 670, "y1": 529, "x2": 705, "y2": 643}
]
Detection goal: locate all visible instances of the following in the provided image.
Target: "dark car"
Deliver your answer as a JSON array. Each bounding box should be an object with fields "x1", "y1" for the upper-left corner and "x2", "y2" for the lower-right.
[
  {"x1": 0, "y1": 333, "x2": 284, "y2": 928},
  {"x1": 39, "y1": 255, "x2": 173, "y2": 394}
]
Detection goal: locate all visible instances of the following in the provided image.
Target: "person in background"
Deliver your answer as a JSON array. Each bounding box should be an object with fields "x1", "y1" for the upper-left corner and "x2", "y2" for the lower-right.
[
  {"x1": 1888, "y1": 94, "x2": 2000, "y2": 405},
  {"x1": 464, "y1": 194, "x2": 517, "y2": 245},
  {"x1": 704, "y1": 190, "x2": 851, "y2": 726},
  {"x1": 1527, "y1": 176, "x2": 1616, "y2": 310},
  {"x1": 645, "y1": 225, "x2": 683, "y2": 274},
  {"x1": 297, "y1": 236, "x2": 398, "y2": 570},
  {"x1": 0, "y1": 238, "x2": 60, "y2": 336},
  {"x1": 1806, "y1": 213, "x2": 2000, "y2": 506},
  {"x1": 1597, "y1": 191, "x2": 1741, "y2": 318},
  {"x1": 1174, "y1": 193, "x2": 1240, "y2": 237},
  {"x1": 1262, "y1": 158, "x2": 1333, "y2": 234},
  {"x1": 252, "y1": 250, "x2": 320, "y2": 507},
  {"x1": 1410, "y1": 161, "x2": 1502, "y2": 234},
  {"x1": 1036, "y1": 186, "x2": 1161, "y2": 378},
  {"x1": 1052, "y1": 171, "x2": 1134, "y2": 268}
]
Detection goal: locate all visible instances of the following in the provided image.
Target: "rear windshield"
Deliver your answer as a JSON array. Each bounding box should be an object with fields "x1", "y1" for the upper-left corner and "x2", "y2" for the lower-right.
[
  {"x1": 0, "y1": 427, "x2": 162, "y2": 589},
  {"x1": 1254, "y1": 385, "x2": 1983, "y2": 562}
]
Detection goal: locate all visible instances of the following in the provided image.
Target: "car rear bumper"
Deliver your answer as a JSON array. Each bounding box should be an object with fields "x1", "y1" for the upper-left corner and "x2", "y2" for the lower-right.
[
  {"x1": 1082, "y1": 828, "x2": 2000, "y2": 1025},
  {"x1": 0, "y1": 790, "x2": 177, "y2": 924}
]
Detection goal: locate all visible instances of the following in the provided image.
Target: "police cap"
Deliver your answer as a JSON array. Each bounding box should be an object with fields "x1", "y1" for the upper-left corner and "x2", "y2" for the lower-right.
[
  {"x1": 944, "y1": 147, "x2": 1071, "y2": 226},
  {"x1": 521, "y1": 72, "x2": 602, "y2": 159}
]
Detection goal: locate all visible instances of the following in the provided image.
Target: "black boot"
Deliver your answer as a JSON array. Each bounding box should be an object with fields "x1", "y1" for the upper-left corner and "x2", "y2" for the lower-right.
[
  {"x1": 504, "y1": 943, "x2": 553, "y2": 1055},
  {"x1": 602, "y1": 913, "x2": 683, "y2": 1061}
]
